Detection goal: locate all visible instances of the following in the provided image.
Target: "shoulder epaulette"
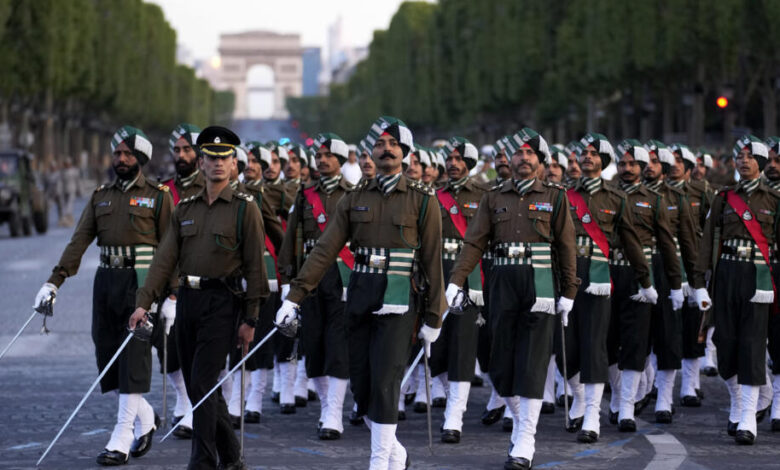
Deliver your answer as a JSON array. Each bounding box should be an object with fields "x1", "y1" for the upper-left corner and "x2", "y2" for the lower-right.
[
  {"x1": 94, "y1": 184, "x2": 107, "y2": 193},
  {"x1": 408, "y1": 179, "x2": 435, "y2": 196},
  {"x1": 180, "y1": 195, "x2": 198, "y2": 204},
  {"x1": 235, "y1": 191, "x2": 254, "y2": 202},
  {"x1": 156, "y1": 183, "x2": 169, "y2": 192},
  {"x1": 543, "y1": 181, "x2": 565, "y2": 190}
]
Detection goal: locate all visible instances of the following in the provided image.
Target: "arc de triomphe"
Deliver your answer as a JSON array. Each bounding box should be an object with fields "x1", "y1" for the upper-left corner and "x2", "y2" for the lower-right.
[{"x1": 218, "y1": 30, "x2": 303, "y2": 119}]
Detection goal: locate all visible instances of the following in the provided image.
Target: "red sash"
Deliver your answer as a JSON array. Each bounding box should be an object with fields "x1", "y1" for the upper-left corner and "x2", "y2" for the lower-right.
[
  {"x1": 163, "y1": 180, "x2": 179, "y2": 205},
  {"x1": 566, "y1": 188, "x2": 611, "y2": 260},
  {"x1": 725, "y1": 190, "x2": 776, "y2": 294},
  {"x1": 437, "y1": 187, "x2": 484, "y2": 285},
  {"x1": 302, "y1": 186, "x2": 354, "y2": 269}
]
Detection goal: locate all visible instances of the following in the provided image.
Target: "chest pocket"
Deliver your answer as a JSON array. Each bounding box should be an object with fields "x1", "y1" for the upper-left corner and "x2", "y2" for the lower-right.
[
  {"x1": 180, "y1": 222, "x2": 198, "y2": 237},
  {"x1": 394, "y1": 213, "x2": 419, "y2": 248},
  {"x1": 129, "y1": 205, "x2": 156, "y2": 235},
  {"x1": 491, "y1": 211, "x2": 511, "y2": 224},
  {"x1": 632, "y1": 206, "x2": 655, "y2": 232},
  {"x1": 350, "y1": 208, "x2": 373, "y2": 223},
  {"x1": 666, "y1": 206, "x2": 679, "y2": 227},
  {"x1": 596, "y1": 211, "x2": 616, "y2": 234},
  {"x1": 528, "y1": 211, "x2": 552, "y2": 240},
  {"x1": 94, "y1": 202, "x2": 114, "y2": 232},
  {"x1": 214, "y1": 227, "x2": 239, "y2": 251},
  {"x1": 757, "y1": 212, "x2": 775, "y2": 241}
]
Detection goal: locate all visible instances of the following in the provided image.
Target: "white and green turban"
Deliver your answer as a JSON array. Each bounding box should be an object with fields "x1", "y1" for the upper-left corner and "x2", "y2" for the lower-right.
[
  {"x1": 365, "y1": 116, "x2": 414, "y2": 157},
  {"x1": 111, "y1": 125, "x2": 152, "y2": 165},
  {"x1": 169, "y1": 123, "x2": 201, "y2": 156}
]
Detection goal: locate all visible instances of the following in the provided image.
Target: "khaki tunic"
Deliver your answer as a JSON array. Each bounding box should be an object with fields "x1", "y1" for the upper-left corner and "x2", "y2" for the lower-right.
[
  {"x1": 160, "y1": 170, "x2": 206, "y2": 202},
  {"x1": 693, "y1": 182, "x2": 780, "y2": 288},
  {"x1": 241, "y1": 179, "x2": 284, "y2": 251},
  {"x1": 136, "y1": 185, "x2": 269, "y2": 320},
  {"x1": 48, "y1": 172, "x2": 174, "y2": 287},
  {"x1": 685, "y1": 179, "x2": 713, "y2": 237},
  {"x1": 438, "y1": 178, "x2": 490, "y2": 240},
  {"x1": 264, "y1": 180, "x2": 295, "y2": 223},
  {"x1": 568, "y1": 179, "x2": 652, "y2": 288},
  {"x1": 657, "y1": 183, "x2": 699, "y2": 280},
  {"x1": 450, "y1": 179, "x2": 579, "y2": 299},
  {"x1": 287, "y1": 175, "x2": 446, "y2": 328},
  {"x1": 621, "y1": 186, "x2": 682, "y2": 288},
  {"x1": 278, "y1": 177, "x2": 353, "y2": 283}
]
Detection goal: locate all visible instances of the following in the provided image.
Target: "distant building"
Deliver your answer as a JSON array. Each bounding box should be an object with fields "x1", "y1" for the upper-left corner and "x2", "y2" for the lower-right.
[{"x1": 302, "y1": 47, "x2": 322, "y2": 97}]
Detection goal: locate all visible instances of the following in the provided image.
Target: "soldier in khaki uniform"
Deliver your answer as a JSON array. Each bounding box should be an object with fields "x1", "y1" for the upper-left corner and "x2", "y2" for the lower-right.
[
  {"x1": 449, "y1": 128, "x2": 577, "y2": 470},
  {"x1": 33, "y1": 126, "x2": 173, "y2": 465},
  {"x1": 433, "y1": 136, "x2": 490, "y2": 443},
  {"x1": 359, "y1": 138, "x2": 377, "y2": 181},
  {"x1": 276, "y1": 116, "x2": 445, "y2": 470},
  {"x1": 763, "y1": 137, "x2": 780, "y2": 431},
  {"x1": 278, "y1": 132, "x2": 354, "y2": 440},
  {"x1": 606, "y1": 139, "x2": 682, "y2": 431},
  {"x1": 131, "y1": 126, "x2": 268, "y2": 469},
  {"x1": 693, "y1": 135, "x2": 780, "y2": 445},
  {"x1": 557, "y1": 133, "x2": 655, "y2": 444},
  {"x1": 544, "y1": 145, "x2": 568, "y2": 185},
  {"x1": 155, "y1": 123, "x2": 205, "y2": 440}
]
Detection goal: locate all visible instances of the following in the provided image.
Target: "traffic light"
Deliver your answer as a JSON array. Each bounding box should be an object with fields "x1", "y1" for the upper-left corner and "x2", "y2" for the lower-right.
[{"x1": 716, "y1": 96, "x2": 729, "y2": 108}]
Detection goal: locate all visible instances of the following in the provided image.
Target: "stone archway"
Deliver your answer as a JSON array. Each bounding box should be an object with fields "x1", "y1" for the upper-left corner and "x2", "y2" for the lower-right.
[{"x1": 218, "y1": 30, "x2": 303, "y2": 119}]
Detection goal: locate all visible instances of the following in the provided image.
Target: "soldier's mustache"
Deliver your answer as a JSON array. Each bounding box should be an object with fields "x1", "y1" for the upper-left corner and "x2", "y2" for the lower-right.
[{"x1": 379, "y1": 152, "x2": 395, "y2": 160}]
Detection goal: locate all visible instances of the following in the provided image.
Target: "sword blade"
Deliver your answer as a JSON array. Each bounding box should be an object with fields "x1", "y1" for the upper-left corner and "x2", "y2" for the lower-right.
[
  {"x1": 423, "y1": 349, "x2": 433, "y2": 455},
  {"x1": 0, "y1": 311, "x2": 38, "y2": 361},
  {"x1": 560, "y1": 316, "x2": 569, "y2": 429},
  {"x1": 400, "y1": 310, "x2": 450, "y2": 390},
  {"x1": 240, "y1": 353, "x2": 246, "y2": 457},
  {"x1": 162, "y1": 331, "x2": 168, "y2": 429},
  {"x1": 160, "y1": 326, "x2": 278, "y2": 442},
  {"x1": 37, "y1": 332, "x2": 135, "y2": 466}
]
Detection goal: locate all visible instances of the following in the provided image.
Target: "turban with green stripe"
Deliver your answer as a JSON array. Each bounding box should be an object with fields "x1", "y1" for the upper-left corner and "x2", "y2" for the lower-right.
[{"x1": 111, "y1": 125, "x2": 152, "y2": 165}]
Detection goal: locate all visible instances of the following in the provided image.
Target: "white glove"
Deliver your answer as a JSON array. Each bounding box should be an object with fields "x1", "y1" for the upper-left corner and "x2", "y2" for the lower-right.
[
  {"x1": 418, "y1": 324, "x2": 441, "y2": 358},
  {"x1": 445, "y1": 283, "x2": 460, "y2": 307},
  {"x1": 275, "y1": 299, "x2": 299, "y2": 326},
  {"x1": 281, "y1": 284, "x2": 290, "y2": 302},
  {"x1": 695, "y1": 287, "x2": 712, "y2": 311},
  {"x1": 34, "y1": 282, "x2": 57, "y2": 310},
  {"x1": 161, "y1": 298, "x2": 177, "y2": 335},
  {"x1": 556, "y1": 297, "x2": 574, "y2": 327},
  {"x1": 669, "y1": 289, "x2": 684, "y2": 311},
  {"x1": 630, "y1": 285, "x2": 659, "y2": 304}
]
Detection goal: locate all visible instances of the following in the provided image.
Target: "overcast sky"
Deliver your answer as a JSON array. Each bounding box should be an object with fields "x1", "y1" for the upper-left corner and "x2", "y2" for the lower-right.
[{"x1": 148, "y1": 0, "x2": 430, "y2": 59}]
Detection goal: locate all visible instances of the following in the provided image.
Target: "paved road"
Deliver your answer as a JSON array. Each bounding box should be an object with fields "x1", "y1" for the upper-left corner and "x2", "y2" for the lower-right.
[{"x1": 0, "y1": 197, "x2": 779, "y2": 469}]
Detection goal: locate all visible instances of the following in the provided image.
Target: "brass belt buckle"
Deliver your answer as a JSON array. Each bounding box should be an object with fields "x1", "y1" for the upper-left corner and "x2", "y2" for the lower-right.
[
  {"x1": 109, "y1": 254, "x2": 123, "y2": 267},
  {"x1": 737, "y1": 246, "x2": 752, "y2": 258},
  {"x1": 507, "y1": 246, "x2": 523, "y2": 258},
  {"x1": 186, "y1": 275, "x2": 201, "y2": 289},
  {"x1": 444, "y1": 242, "x2": 459, "y2": 254},
  {"x1": 368, "y1": 255, "x2": 387, "y2": 269},
  {"x1": 577, "y1": 245, "x2": 591, "y2": 256}
]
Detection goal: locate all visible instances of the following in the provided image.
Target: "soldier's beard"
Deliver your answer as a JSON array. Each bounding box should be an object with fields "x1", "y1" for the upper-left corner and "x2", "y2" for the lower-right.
[
  {"x1": 176, "y1": 158, "x2": 198, "y2": 177},
  {"x1": 114, "y1": 163, "x2": 140, "y2": 180}
]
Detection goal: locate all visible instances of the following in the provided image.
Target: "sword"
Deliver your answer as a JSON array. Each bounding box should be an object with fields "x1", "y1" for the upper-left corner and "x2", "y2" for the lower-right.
[
  {"x1": 560, "y1": 310, "x2": 570, "y2": 429},
  {"x1": 400, "y1": 308, "x2": 454, "y2": 390},
  {"x1": 160, "y1": 326, "x2": 278, "y2": 442},
  {"x1": 422, "y1": 343, "x2": 434, "y2": 455},
  {"x1": 162, "y1": 328, "x2": 168, "y2": 429},
  {"x1": 0, "y1": 311, "x2": 37, "y2": 361},
  {"x1": 38, "y1": 325, "x2": 147, "y2": 466},
  {"x1": 239, "y1": 348, "x2": 246, "y2": 457}
]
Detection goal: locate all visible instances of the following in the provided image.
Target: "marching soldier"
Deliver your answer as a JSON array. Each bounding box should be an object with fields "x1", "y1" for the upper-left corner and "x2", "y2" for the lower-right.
[
  {"x1": 276, "y1": 116, "x2": 445, "y2": 469},
  {"x1": 692, "y1": 135, "x2": 779, "y2": 445},
  {"x1": 606, "y1": 139, "x2": 682, "y2": 431},
  {"x1": 155, "y1": 123, "x2": 206, "y2": 440},
  {"x1": 278, "y1": 132, "x2": 354, "y2": 440},
  {"x1": 359, "y1": 138, "x2": 377, "y2": 181},
  {"x1": 557, "y1": 133, "x2": 654, "y2": 444},
  {"x1": 764, "y1": 137, "x2": 780, "y2": 431},
  {"x1": 131, "y1": 126, "x2": 269, "y2": 469},
  {"x1": 433, "y1": 136, "x2": 490, "y2": 443},
  {"x1": 666, "y1": 143, "x2": 712, "y2": 412},
  {"x1": 448, "y1": 127, "x2": 577, "y2": 470},
  {"x1": 33, "y1": 126, "x2": 173, "y2": 465}
]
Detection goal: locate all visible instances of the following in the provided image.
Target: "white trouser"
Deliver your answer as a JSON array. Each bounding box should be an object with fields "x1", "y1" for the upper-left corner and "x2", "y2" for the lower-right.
[
  {"x1": 294, "y1": 358, "x2": 309, "y2": 398},
  {"x1": 619, "y1": 370, "x2": 642, "y2": 422},
  {"x1": 507, "y1": 396, "x2": 543, "y2": 461},
  {"x1": 227, "y1": 369, "x2": 246, "y2": 417},
  {"x1": 168, "y1": 370, "x2": 193, "y2": 429},
  {"x1": 772, "y1": 374, "x2": 780, "y2": 420},
  {"x1": 680, "y1": 359, "x2": 700, "y2": 397},
  {"x1": 272, "y1": 358, "x2": 281, "y2": 394},
  {"x1": 582, "y1": 383, "x2": 605, "y2": 435},
  {"x1": 757, "y1": 369, "x2": 773, "y2": 412},
  {"x1": 414, "y1": 364, "x2": 427, "y2": 403},
  {"x1": 106, "y1": 394, "x2": 140, "y2": 453},
  {"x1": 608, "y1": 364, "x2": 621, "y2": 413},
  {"x1": 322, "y1": 377, "x2": 348, "y2": 433},
  {"x1": 544, "y1": 357, "x2": 557, "y2": 404},
  {"x1": 738, "y1": 385, "x2": 759, "y2": 436},
  {"x1": 279, "y1": 361, "x2": 296, "y2": 405},
  {"x1": 725, "y1": 375, "x2": 742, "y2": 424},
  {"x1": 245, "y1": 369, "x2": 268, "y2": 414},
  {"x1": 703, "y1": 327, "x2": 717, "y2": 368},
  {"x1": 568, "y1": 373, "x2": 585, "y2": 420},
  {"x1": 433, "y1": 373, "x2": 448, "y2": 400},
  {"x1": 654, "y1": 369, "x2": 676, "y2": 413},
  {"x1": 312, "y1": 376, "x2": 329, "y2": 424},
  {"x1": 365, "y1": 418, "x2": 406, "y2": 470},
  {"x1": 443, "y1": 381, "x2": 471, "y2": 432},
  {"x1": 486, "y1": 377, "x2": 506, "y2": 411},
  {"x1": 555, "y1": 365, "x2": 566, "y2": 399}
]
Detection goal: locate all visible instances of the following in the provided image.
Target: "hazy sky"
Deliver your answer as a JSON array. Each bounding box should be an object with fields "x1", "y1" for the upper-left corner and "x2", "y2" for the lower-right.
[{"x1": 148, "y1": 0, "x2": 429, "y2": 60}]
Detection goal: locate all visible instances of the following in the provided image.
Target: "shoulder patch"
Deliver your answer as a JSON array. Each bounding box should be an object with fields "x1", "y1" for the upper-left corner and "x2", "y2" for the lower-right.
[
  {"x1": 409, "y1": 179, "x2": 435, "y2": 196},
  {"x1": 180, "y1": 195, "x2": 197, "y2": 204},
  {"x1": 94, "y1": 184, "x2": 107, "y2": 192},
  {"x1": 542, "y1": 181, "x2": 564, "y2": 190},
  {"x1": 235, "y1": 191, "x2": 254, "y2": 202},
  {"x1": 157, "y1": 183, "x2": 169, "y2": 192}
]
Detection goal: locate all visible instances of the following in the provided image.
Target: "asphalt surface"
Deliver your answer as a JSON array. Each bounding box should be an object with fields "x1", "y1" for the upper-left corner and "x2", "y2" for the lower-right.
[{"x1": 0, "y1": 197, "x2": 779, "y2": 469}]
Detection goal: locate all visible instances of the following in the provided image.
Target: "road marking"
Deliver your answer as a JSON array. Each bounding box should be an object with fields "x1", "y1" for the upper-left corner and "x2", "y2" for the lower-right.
[
  {"x1": 81, "y1": 428, "x2": 108, "y2": 436},
  {"x1": 292, "y1": 447, "x2": 326, "y2": 456},
  {"x1": 643, "y1": 432, "x2": 687, "y2": 470},
  {"x1": 7, "y1": 442, "x2": 40, "y2": 450}
]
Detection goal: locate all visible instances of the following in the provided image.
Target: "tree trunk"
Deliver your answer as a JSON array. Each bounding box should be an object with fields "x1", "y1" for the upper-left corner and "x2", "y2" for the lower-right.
[{"x1": 762, "y1": 78, "x2": 777, "y2": 136}]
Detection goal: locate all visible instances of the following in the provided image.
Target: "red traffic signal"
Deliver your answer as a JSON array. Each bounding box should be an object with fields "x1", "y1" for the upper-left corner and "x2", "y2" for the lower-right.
[{"x1": 716, "y1": 96, "x2": 729, "y2": 108}]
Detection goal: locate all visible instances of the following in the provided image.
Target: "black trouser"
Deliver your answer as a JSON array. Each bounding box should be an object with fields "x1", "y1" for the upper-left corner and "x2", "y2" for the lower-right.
[
  {"x1": 680, "y1": 302, "x2": 705, "y2": 359},
  {"x1": 92, "y1": 267, "x2": 151, "y2": 394},
  {"x1": 429, "y1": 259, "x2": 479, "y2": 381},
  {"x1": 713, "y1": 259, "x2": 769, "y2": 384},
  {"x1": 302, "y1": 263, "x2": 349, "y2": 379},
  {"x1": 608, "y1": 264, "x2": 652, "y2": 371},
  {"x1": 231, "y1": 292, "x2": 277, "y2": 371},
  {"x1": 155, "y1": 323, "x2": 181, "y2": 374},
  {"x1": 768, "y1": 262, "x2": 780, "y2": 375},
  {"x1": 556, "y1": 257, "x2": 610, "y2": 383},
  {"x1": 177, "y1": 285, "x2": 241, "y2": 470},
  {"x1": 346, "y1": 272, "x2": 417, "y2": 424},
  {"x1": 476, "y1": 258, "x2": 494, "y2": 372},
  {"x1": 650, "y1": 253, "x2": 682, "y2": 370},
  {"x1": 273, "y1": 290, "x2": 298, "y2": 364},
  {"x1": 489, "y1": 265, "x2": 554, "y2": 398}
]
